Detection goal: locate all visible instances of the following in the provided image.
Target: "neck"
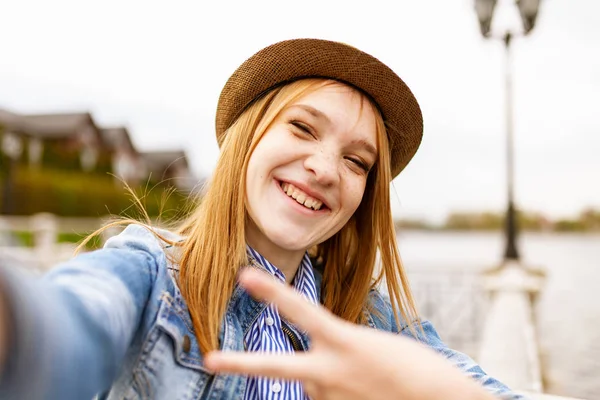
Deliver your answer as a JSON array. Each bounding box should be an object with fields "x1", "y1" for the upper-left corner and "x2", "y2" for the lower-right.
[{"x1": 246, "y1": 236, "x2": 305, "y2": 285}]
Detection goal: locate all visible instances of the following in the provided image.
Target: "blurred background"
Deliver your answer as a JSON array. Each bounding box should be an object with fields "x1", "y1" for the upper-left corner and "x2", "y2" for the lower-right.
[{"x1": 0, "y1": 0, "x2": 598, "y2": 398}]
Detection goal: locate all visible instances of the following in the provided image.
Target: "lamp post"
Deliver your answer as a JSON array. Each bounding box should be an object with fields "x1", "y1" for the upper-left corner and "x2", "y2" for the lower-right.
[{"x1": 474, "y1": 0, "x2": 542, "y2": 262}]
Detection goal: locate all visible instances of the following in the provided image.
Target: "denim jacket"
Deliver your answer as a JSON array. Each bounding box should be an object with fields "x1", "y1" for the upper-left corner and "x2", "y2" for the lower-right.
[{"x1": 0, "y1": 225, "x2": 523, "y2": 399}]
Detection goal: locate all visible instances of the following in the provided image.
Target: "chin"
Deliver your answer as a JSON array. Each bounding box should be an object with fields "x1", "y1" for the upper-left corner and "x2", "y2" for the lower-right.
[{"x1": 265, "y1": 228, "x2": 314, "y2": 251}]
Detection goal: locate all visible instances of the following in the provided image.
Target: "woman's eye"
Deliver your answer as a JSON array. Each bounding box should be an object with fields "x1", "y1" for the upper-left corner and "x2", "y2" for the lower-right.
[
  {"x1": 291, "y1": 120, "x2": 313, "y2": 136},
  {"x1": 347, "y1": 157, "x2": 369, "y2": 173}
]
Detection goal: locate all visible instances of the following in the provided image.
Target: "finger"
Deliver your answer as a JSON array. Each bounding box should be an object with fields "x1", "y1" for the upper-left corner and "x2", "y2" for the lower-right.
[
  {"x1": 205, "y1": 350, "x2": 317, "y2": 381},
  {"x1": 301, "y1": 380, "x2": 322, "y2": 400},
  {"x1": 239, "y1": 268, "x2": 335, "y2": 337}
]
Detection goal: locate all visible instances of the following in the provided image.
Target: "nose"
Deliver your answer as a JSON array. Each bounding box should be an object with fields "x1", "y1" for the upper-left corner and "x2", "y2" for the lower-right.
[{"x1": 303, "y1": 149, "x2": 339, "y2": 187}]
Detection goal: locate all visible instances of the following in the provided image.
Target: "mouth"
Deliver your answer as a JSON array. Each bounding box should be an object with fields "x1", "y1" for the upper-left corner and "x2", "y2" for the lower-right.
[{"x1": 276, "y1": 180, "x2": 330, "y2": 212}]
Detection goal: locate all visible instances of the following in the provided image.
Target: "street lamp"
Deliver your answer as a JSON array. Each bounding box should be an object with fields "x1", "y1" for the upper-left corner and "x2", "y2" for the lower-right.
[
  {"x1": 474, "y1": 0, "x2": 497, "y2": 36},
  {"x1": 474, "y1": 0, "x2": 542, "y2": 262},
  {"x1": 516, "y1": 0, "x2": 541, "y2": 34}
]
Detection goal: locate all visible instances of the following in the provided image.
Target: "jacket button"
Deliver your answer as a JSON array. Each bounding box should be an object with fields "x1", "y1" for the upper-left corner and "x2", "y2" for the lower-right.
[{"x1": 182, "y1": 335, "x2": 191, "y2": 353}]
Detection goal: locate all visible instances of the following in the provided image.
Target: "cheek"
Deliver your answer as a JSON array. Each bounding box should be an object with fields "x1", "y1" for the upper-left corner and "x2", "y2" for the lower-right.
[
  {"x1": 245, "y1": 151, "x2": 269, "y2": 212},
  {"x1": 247, "y1": 130, "x2": 292, "y2": 173},
  {"x1": 245, "y1": 157, "x2": 259, "y2": 197},
  {"x1": 246, "y1": 138, "x2": 277, "y2": 184},
  {"x1": 340, "y1": 181, "x2": 367, "y2": 216}
]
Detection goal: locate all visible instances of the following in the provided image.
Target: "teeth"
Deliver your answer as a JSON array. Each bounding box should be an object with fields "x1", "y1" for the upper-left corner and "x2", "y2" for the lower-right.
[{"x1": 279, "y1": 182, "x2": 323, "y2": 211}]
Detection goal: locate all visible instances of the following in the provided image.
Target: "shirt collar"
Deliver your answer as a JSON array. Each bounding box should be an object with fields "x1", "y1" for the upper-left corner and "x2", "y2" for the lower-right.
[{"x1": 245, "y1": 245, "x2": 318, "y2": 305}]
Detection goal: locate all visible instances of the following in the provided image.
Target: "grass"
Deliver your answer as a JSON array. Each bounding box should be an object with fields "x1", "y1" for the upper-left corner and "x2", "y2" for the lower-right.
[{"x1": 12, "y1": 231, "x2": 103, "y2": 250}]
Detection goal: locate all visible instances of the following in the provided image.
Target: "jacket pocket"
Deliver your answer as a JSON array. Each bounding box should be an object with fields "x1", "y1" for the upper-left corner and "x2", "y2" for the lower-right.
[{"x1": 130, "y1": 294, "x2": 212, "y2": 400}]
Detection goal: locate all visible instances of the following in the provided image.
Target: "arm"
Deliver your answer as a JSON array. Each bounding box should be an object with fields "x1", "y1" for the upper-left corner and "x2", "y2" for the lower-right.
[
  {"x1": 0, "y1": 225, "x2": 164, "y2": 400},
  {"x1": 367, "y1": 290, "x2": 525, "y2": 399},
  {"x1": 399, "y1": 318, "x2": 525, "y2": 399}
]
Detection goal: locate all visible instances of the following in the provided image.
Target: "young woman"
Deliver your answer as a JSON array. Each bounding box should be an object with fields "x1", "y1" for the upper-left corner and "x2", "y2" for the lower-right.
[{"x1": 0, "y1": 39, "x2": 523, "y2": 399}]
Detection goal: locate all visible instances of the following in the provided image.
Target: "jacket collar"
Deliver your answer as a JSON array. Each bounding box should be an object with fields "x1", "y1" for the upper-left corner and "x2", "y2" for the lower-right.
[{"x1": 222, "y1": 258, "x2": 324, "y2": 347}]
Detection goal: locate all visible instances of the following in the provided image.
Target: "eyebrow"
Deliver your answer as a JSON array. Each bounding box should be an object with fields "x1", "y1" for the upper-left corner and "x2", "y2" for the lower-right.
[
  {"x1": 352, "y1": 139, "x2": 378, "y2": 160},
  {"x1": 291, "y1": 104, "x2": 378, "y2": 159},
  {"x1": 291, "y1": 104, "x2": 331, "y2": 124}
]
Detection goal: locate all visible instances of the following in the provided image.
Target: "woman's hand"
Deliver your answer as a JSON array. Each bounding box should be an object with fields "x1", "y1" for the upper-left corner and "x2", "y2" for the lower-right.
[{"x1": 205, "y1": 269, "x2": 496, "y2": 400}]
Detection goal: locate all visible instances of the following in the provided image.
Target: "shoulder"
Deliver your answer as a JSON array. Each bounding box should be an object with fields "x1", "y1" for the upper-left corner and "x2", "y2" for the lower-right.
[
  {"x1": 62, "y1": 224, "x2": 186, "y2": 286},
  {"x1": 41, "y1": 224, "x2": 182, "y2": 289},
  {"x1": 312, "y1": 269, "x2": 414, "y2": 333},
  {"x1": 103, "y1": 224, "x2": 183, "y2": 261},
  {"x1": 365, "y1": 288, "x2": 413, "y2": 333},
  {"x1": 365, "y1": 290, "x2": 448, "y2": 346}
]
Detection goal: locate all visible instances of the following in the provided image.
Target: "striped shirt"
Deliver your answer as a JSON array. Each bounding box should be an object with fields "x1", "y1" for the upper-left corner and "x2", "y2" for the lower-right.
[{"x1": 243, "y1": 246, "x2": 318, "y2": 400}]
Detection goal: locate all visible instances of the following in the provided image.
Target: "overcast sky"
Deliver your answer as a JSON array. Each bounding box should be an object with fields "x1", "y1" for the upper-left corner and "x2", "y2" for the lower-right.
[{"x1": 1, "y1": 0, "x2": 598, "y2": 222}]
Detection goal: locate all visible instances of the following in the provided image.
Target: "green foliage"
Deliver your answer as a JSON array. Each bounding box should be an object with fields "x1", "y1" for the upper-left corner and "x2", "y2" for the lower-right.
[
  {"x1": 13, "y1": 231, "x2": 34, "y2": 247},
  {"x1": 41, "y1": 140, "x2": 83, "y2": 171},
  {"x1": 444, "y1": 212, "x2": 503, "y2": 231},
  {"x1": 95, "y1": 150, "x2": 113, "y2": 174},
  {"x1": 0, "y1": 128, "x2": 14, "y2": 175},
  {"x1": 442, "y1": 210, "x2": 555, "y2": 231},
  {"x1": 394, "y1": 218, "x2": 434, "y2": 231},
  {"x1": 0, "y1": 166, "x2": 190, "y2": 218},
  {"x1": 395, "y1": 209, "x2": 600, "y2": 232},
  {"x1": 579, "y1": 208, "x2": 600, "y2": 231},
  {"x1": 12, "y1": 231, "x2": 102, "y2": 250},
  {"x1": 554, "y1": 219, "x2": 586, "y2": 232}
]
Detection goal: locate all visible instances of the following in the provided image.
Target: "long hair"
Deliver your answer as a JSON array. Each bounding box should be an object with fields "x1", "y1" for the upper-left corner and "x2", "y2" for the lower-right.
[
  {"x1": 80, "y1": 78, "x2": 419, "y2": 354},
  {"x1": 177, "y1": 78, "x2": 418, "y2": 353}
]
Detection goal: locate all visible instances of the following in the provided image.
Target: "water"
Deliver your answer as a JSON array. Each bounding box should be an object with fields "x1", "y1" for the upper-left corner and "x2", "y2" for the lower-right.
[{"x1": 397, "y1": 231, "x2": 600, "y2": 400}]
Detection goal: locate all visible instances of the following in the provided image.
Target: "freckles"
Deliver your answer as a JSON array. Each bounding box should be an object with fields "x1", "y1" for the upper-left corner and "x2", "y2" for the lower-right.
[
  {"x1": 338, "y1": 183, "x2": 360, "y2": 211},
  {"x1": 347, "y1": 182, "x2": 366, "y2": 209}
]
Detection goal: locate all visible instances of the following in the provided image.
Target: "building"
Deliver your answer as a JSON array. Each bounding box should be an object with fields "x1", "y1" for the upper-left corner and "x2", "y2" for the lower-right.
[
  {"x1": 0, "y1": 110, "x2": 104, "y2": 171},
  {"x1": 0, "y1": 108, "x2": 196, "y2": 191},
  {"x1": 100, "y1": 126, "x2": 146, "y2": 184},
  {"x1": 141, "y1": 150, "x2": 197, "y2": 192}
]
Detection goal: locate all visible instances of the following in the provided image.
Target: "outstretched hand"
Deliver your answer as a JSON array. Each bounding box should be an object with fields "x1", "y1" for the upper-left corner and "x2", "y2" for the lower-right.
[{"x1": 204, "y1": 269, "x2": 496, "y2": 400}]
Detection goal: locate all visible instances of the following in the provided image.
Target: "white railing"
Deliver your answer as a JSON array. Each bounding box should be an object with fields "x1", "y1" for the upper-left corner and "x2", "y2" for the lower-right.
[
  {"x1": 0, "y1": 214, "x2": 103, "y2": 233},
  {"x1": 0, "y1": 213, "x2": 106, "y2": 270},
  {"x1": 407, "y1": 268, "x2": 486, "y2": 357}
]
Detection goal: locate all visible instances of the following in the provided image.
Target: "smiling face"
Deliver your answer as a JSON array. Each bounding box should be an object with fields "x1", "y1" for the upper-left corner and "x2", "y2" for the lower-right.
[{"x1": 245, "y1": 81, "x2": 379, "y2": 257}]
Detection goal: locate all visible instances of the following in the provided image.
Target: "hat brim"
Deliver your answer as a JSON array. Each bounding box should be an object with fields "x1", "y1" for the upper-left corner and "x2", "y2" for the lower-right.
[{"x1": 216, "y1": 38, "x2": 423, "y2": 178}]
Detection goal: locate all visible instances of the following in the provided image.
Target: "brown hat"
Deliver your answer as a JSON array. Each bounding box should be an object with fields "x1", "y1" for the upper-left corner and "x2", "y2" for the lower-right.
[{"x1": 216, "y1": 38, "x2": 423, "y2": 178}]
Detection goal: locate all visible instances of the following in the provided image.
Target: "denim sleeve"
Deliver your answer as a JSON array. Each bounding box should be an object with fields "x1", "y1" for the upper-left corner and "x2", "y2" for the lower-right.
[
  {"x1": 0, "y1": 225, "x2": 164, "y2": 400},
  {"x1": 400, "y1": 321, "x2": 529, "y2": 400}
]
